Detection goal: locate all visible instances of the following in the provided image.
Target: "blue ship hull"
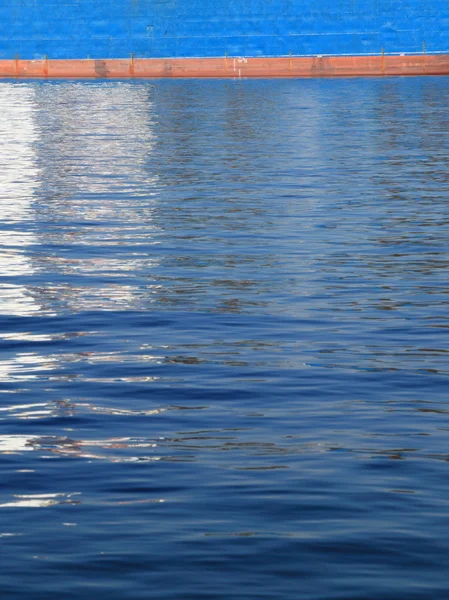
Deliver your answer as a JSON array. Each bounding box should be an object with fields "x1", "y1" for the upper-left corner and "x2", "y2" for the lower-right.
[{"x1": 0, "y1": 0, "x2": 447, "y2": 60}]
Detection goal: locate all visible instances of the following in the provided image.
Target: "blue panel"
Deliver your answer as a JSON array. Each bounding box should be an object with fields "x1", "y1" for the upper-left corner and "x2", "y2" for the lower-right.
[{"x1": 0, "y1": 0, "x2": 448, "y2": 59}]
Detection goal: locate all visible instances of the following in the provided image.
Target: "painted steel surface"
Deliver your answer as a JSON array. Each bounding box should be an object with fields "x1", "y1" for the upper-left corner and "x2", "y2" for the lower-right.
[
  {"x1": 0, "y1": 0, "x2": 448, "y2": 61},
  {"x1": 1, "y1": 54, "x2": 449, "y2": 78}
]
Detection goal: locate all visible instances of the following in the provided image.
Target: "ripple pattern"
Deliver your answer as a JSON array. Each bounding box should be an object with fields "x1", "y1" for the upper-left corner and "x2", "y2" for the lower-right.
[{"x1": 0, "y1": 78, "x2": 449, "y2": 600}]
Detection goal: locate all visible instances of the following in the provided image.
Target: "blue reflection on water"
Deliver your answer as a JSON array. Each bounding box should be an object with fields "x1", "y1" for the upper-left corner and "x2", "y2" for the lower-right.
[{"x1": 0, "y1": 77, "x2": 449, "y2": 600}]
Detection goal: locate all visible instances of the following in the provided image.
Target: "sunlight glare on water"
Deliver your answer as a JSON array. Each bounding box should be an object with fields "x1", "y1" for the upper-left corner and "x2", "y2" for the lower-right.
[{"x1": 0, "y1": 78, "x2": 449, "y2": 600}]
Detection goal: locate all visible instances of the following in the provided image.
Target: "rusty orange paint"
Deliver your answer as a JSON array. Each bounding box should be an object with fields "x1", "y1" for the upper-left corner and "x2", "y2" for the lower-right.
[{"x1": 0, "y1": 54, "x2": 449, "y2": 79}]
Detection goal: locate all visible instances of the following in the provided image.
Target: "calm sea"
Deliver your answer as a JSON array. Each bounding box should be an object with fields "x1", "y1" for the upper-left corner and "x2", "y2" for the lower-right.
[{"x1": 0, "y1": 77, "x2": 448, "y2": 600}]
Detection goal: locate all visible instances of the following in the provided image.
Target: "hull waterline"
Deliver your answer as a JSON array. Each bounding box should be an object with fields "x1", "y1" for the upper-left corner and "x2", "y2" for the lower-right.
[{"x1": 1, "y1": 54, "x2": 449, "y2": 79}]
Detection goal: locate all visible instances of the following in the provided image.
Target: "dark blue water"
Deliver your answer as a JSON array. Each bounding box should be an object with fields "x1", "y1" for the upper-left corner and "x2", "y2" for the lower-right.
[{"x1": 1, "y1": 77, "x2": 448, "y2": 599}]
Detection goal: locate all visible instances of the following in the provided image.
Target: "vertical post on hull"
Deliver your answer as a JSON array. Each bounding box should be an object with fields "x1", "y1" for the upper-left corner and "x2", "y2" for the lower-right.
[
  {"x1": 381, "y1": 47, "x2": 385, "y2": 74},
  {"x1": 130, "y1": 52, "x2": 135, "y2": 77},
  {"x1": 289, "y1": 50, "x2": 292, "y2": 74},
  {"x1": 15, "y1": 53, "x2": 19, "y2": 77}
]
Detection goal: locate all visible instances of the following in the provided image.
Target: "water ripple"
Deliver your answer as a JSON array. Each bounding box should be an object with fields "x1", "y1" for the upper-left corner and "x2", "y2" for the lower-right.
[{"x1": 1, "y1": 78, "x2": 449, "y2": 600}]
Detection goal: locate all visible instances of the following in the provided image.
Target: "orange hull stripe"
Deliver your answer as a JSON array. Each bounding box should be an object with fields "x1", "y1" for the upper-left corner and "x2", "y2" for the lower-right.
[{"x1": 0, "y1": 54, "x2": 448, "y2": 78}]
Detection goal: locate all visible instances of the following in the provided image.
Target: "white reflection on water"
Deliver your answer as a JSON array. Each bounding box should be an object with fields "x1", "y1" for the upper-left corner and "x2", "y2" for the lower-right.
[
  {"x1": 0, "y1": 84, "x2": 41, "y2": 316},
  {"x1": 0, "y1": 353, "x2": 57, "y2": 382},
  {"x1": 0, "y1": 492, "x2": 80, "y2": 508},
  {"x1": 0, "y1": 400, "x2": 166, "y2": 420},
  {"x1": 35, "y1": 82, "x2": 158, "y2": 198},
  {"x1": 0, "y1": 82, "x2": 161, "y2": 317},
  {"x1": 0, "y1": 435, "x2": 39, "y2": 452},
  {"x1": 32, "y1": 83, "x2": 162, "y2": 313},
  {"x1": 0, "y1": 84, "x2": 40, "y2": 222},
  {"x1": 0, "y1": 433, "x2": 161, "y2": 462}
]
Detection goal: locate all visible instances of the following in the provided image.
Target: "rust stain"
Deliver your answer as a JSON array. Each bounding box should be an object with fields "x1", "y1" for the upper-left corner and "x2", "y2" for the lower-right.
[
  {"x1": 0, "y1": 54, "x2": 448, "y2": 79},
  {"x1": 163, "y1": 59, "x2": 173, "y2": 76},
  {"x1": 94, "y1": 60, "x2": 109, "y2": 77}
]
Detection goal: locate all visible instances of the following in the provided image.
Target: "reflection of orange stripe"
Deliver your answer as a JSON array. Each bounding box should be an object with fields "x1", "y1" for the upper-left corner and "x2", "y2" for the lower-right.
[{"x1": 1, "y1": 54, "x2": 449, "y2": 79}]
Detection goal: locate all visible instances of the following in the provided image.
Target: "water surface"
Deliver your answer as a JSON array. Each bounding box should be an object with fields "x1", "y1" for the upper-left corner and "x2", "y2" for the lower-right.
[{"x1": 1, "y1": 77, "x2": 449, "y2": 599}]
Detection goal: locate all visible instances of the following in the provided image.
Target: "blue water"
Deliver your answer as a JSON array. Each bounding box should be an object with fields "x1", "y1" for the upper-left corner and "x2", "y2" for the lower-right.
[{"x1": 0, "y1": 77, "x2": 449, "y2": 600}]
